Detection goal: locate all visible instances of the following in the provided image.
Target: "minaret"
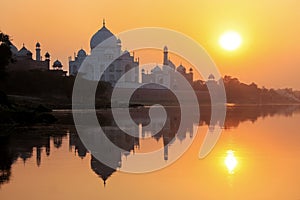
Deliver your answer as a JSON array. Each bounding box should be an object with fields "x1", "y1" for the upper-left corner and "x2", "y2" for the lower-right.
[
  {"x1": 163, "y1": 46, "x2": 168, "y2": 66},
  {"x1": 36, "y1": 42, "x2": 41, "y2": 61},
  {"x1": 45, "y1": 52, "x2": 50, "y2": 70}
]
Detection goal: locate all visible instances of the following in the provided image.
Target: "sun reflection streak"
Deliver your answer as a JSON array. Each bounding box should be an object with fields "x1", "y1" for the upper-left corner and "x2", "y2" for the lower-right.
[{"x1": 225, "y1": 150, "x2": 238, "y2": 174}]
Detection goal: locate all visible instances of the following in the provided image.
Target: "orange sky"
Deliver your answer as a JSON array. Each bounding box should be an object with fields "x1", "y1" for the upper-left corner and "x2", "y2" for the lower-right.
[{"x1": 1, "y1": 0, "x2": 300, "y2": 89}]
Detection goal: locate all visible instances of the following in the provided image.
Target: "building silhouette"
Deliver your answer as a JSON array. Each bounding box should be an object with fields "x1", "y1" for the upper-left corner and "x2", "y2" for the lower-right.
[
  {"x1": 7, "y1": 42, "x2": 66, "y2": 75},
  {"x1": 141, "y1": 46, "x2": 193, "y2": 89},
  {"x1": 8, "y1": 43, "x2": 50, "y2": 71},
  {"x1": 69, "y1": 20, "x2": 139, "y2": 87}
]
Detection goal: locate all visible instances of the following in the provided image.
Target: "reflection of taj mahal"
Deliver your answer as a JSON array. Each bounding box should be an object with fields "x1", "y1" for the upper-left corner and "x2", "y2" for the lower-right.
[{"x1": 68, "y1": 107, "x2": 196, "y2": 186}]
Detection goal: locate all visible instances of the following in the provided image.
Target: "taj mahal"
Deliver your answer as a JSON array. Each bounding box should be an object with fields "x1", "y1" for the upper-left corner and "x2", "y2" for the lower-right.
[
  {"x1": 69, "y1": 20, "x2": 139, "y2": 87},
  {"x1": 68, "y1": 20, "x2": 194, "y2": 88}
]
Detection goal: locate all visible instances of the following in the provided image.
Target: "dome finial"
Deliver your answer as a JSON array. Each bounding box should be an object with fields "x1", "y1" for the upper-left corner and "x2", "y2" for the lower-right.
[{"x1": 103, "y1": 18, "x2": 106, "y2": 27}]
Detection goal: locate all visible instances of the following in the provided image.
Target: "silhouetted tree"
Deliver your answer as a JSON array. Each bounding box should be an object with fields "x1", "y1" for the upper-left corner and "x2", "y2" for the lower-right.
[{"x1": 0, "y1": 32, "x2": 12, "y2": 79}]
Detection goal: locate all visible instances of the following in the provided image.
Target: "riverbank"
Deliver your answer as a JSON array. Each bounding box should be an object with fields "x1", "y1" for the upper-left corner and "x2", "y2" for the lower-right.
[{"x1": 0, "y1": 92, "x2": 57, "y2": 127}]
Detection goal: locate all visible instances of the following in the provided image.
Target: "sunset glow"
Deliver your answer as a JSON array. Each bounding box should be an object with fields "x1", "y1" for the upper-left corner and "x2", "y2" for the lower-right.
[
  {"x1": 1, "y1": 0, "x2": 300, "y2": 89},
  {"x1": 219, "y1": 31, "x2": 242, "y2": 51}
]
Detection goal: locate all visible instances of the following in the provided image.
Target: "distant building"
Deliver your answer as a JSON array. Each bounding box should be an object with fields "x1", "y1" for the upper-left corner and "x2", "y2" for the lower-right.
[
  {"x1": 8, "y1": 43, "x2": 50, "y2": 71},
  {"x1": 206, "y1": 73, "x2": 218, "y2": 88},
  {"x1": 8, "y1": 42, "x2": 66, "y2": 75},
  {"x1": 69, "y1": 20, "x2": 139, "y2": 87},
  {"x1": 141, "y1": 46, "x2": 193, "y2": 89},
  {"x1": 69, "y1": 49, "x2": 87, "y2": 76}
]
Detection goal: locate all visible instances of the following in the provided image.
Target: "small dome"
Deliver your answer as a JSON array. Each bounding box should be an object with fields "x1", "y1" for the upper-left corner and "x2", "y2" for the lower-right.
[
  {"x1": 10, "y1": 44, "x2": 18, "y2": 55},
  {"x1": 176, "y1": 64, "x2": 186, "y2": 72},
  {"x1": 152, "y1": 65, "x2": 161, "y2": 73},
  {"x1": 77, "y1": 49, "x2": 87, "y2": 57},
  {"x1": 189, "y1": 68, "x2": 193, "y2": 72},
  {"x1": 45, "y1": 52, "x2": 50, "y2": 58},
  {"x1": 53, "y1": 59, "x2": 63, "y2": 68},
  {"x1": 123, "y1": 50, "x2": 130, "y2": 55},
  {"x1": 166, "y1": 60, "x2": 176, "y2": 70},
  {"x1": 123, "y1": 151, "x2": 130, "y2": 157},
  {"x1": 36, "y1": 42, "x2": 40, "y2": 47},
  {"x1": 17, "y1": 46, "x2": 32, "y2": 57},
  {"x1": 208, "y1": 74, "x2": 215, "y2": 80},
  {"x1": 90, "y1": 24, "x2": 117, "y2": 49}
]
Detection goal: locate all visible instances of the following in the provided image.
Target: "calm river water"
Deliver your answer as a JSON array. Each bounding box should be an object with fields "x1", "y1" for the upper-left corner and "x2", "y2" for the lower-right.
[{"x1": 0, "y1": 106, "x2": 300, "y2": 200}]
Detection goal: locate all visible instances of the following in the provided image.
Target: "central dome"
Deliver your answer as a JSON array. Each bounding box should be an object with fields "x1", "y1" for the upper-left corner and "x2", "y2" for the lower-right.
[
  {"x1": 77, "y1": 49, "x2": 87, "y2": 57},
  {"x1": 90, "y1": 23, "x2": 117, "y2": 50}
]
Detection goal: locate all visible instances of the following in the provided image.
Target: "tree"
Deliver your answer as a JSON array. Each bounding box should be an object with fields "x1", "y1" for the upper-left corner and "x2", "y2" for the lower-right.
[{"x1": 0, "y1": 32, "x2": 12, "y2": 79}]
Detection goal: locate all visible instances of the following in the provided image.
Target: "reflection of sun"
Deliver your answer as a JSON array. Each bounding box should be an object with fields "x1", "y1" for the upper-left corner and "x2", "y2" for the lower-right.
[{"x1": 225, "y1": 150, "x2": 238, "y2": 174}]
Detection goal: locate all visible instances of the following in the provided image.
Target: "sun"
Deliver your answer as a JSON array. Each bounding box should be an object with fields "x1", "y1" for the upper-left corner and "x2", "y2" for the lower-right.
[{"x1": 219, "y1": 31, "x2": 242, "y2": 51}]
